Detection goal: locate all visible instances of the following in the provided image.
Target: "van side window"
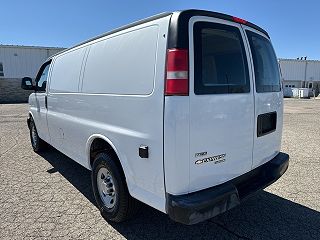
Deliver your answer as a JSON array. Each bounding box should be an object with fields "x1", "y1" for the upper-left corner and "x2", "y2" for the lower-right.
[
  {"x1": 36, "y1": 61, "x2": 51, "y2": 92},
  {"x1": 246, "y1": 31, "x2": 281, "y2": 93},
  {"x1": 193, "y1": 22, "x2": 250, "y2": 94}
]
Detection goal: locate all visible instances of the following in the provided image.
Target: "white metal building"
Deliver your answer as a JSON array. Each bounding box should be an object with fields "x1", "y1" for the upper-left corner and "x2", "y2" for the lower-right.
[
  {"x1": 279, "y1": 58, "x2": 320, "y2": 97},
  {"x1": 0, "y1": 45, "x2": 65, "y2": 103},
  {"x1": 0, "y1": 45, "x2": 65, "y2": 79}
]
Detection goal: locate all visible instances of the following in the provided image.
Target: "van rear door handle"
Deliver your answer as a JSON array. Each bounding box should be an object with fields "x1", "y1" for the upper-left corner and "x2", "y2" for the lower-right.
[{"x1": 45, "y1": 96, "x2": 48, "y2": 109}]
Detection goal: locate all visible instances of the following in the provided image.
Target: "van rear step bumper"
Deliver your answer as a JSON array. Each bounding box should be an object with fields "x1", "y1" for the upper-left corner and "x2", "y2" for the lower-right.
[{"x1": 166, "y1": 152, "x2": 289, "y2": 225}]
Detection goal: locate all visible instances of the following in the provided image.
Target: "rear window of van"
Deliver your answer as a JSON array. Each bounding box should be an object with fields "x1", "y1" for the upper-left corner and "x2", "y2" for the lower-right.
[
  {"x1": 246, "y1": 31, "x2": 281, "y2": 93},
  {"x1": 193, "y1": 22, "x2": 250, "y2": 94}
]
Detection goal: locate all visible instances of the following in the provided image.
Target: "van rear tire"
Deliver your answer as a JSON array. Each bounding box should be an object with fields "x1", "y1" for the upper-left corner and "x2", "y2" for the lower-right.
[
  {"x1": 92, "y1": 152, "x2": 140, "y2": 222},
  {"x1": 29, "y1": 119, "x2": 47, "y2": 153}
]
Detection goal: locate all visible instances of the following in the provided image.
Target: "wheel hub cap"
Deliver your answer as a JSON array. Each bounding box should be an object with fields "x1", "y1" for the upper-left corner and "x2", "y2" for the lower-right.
[{"x1": 97, "y1": 168, "x2": 116, "y2": 208}]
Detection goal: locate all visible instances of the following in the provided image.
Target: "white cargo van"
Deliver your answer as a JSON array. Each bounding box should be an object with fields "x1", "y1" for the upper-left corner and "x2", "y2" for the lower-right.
[{"x1": 21, "y1": 10, "x2": 289, "y2": 225}]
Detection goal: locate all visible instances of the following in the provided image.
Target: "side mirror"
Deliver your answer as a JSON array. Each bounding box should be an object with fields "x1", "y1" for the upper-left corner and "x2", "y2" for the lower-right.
[{"x1": 21, "y1": 77, "x2": 35, "y2": 90}]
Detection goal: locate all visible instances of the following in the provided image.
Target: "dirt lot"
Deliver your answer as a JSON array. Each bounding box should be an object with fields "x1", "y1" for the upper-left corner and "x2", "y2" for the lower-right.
[{"x1": 0, "y1": 99, "x2": 319, "y2": 240}]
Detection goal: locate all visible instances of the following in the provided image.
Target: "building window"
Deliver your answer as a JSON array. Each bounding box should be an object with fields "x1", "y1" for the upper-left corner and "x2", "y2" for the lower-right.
[{"x1": 0, "y1": 63, "x2": 4, "y2": 77}]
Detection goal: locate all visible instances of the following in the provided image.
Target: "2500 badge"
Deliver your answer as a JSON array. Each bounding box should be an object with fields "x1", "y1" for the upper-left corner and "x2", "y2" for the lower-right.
[{"x1": 195, "y1": 153, "x2": 226, "y2": 165}]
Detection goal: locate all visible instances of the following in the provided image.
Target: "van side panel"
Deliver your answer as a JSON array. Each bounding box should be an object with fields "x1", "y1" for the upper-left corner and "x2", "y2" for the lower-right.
[
  {"x1": 82, "y1": 26, "x2": 158, "y2": 95},
  {"x1": 50, "y1": 48, "x2": 87, "y2": 93},
  {"x1": 47, "y1": 47, "x2": 88, "y2": 156},
  {"x1": 46, "y1": 16, "x2": 171, "y2": 212},
  {"x1": 164, "y1": 97, "x2": 190, "y2": 195}
]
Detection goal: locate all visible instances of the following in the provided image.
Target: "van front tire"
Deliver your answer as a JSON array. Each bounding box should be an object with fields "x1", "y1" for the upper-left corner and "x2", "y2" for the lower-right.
[
  {"x1": 92, "y1": 152, "x2": 140, "y2": 222},
  {"x1": 29, "y1": 119, "x2": 47, "y2": 153}
]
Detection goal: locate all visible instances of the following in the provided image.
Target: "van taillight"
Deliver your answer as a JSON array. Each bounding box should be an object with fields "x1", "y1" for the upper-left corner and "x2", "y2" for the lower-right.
[{"x1": 165, "y1": 49, "x2": 189, "y2": 96}]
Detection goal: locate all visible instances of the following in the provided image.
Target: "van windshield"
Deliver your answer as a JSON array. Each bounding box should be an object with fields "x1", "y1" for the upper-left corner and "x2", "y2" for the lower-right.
[{"x1": 246, "y1": 31, "x2": 281, "y2": 93}]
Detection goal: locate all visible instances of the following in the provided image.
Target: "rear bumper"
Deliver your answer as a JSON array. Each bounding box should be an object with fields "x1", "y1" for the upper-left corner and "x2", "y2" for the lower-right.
[{"x1": 166, "y1": 152, "x2": 289, "y2": 225}]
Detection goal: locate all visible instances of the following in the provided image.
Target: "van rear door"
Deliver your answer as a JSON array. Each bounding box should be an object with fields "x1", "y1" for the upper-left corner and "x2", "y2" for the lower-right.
[
  {"x1": 188, "y1": 17, "x2": 255, "y2": 192},
  {"x1": 243, "y1": 27, "x2": 283, "y2": 169}
]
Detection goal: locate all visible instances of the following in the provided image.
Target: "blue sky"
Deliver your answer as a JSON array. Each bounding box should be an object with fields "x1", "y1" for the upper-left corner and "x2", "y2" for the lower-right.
[{"x1": 1, "y1": 0, "x2": 319, "y2": 59}]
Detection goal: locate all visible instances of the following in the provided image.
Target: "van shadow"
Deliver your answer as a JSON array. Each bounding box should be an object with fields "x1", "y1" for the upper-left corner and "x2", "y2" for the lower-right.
[{"x1": 39, "y1": 148, "x2": 320, "y2": 240}]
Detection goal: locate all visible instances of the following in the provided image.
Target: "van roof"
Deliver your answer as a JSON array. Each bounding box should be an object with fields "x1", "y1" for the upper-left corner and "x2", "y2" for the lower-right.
[{"x1": 51, "y1": 9, "x2": 269, "y2": 58}]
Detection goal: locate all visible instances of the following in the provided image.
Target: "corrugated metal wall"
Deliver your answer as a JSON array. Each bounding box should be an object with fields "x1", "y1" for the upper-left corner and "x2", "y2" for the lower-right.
[
  {"x1": 306, "y1": 61, "x2": 320, "y2": 81},
  {"x1": 279, "y1": 59, "x2": 320, "y2": 82},
  {"x1": 0, "y1": 45, "x2": 65, "y2": 79}
]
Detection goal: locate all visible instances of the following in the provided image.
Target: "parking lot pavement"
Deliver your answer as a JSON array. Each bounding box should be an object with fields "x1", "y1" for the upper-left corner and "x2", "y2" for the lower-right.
[{"x1": 0, "y1": 99, "x2": 319, "y2": 240}]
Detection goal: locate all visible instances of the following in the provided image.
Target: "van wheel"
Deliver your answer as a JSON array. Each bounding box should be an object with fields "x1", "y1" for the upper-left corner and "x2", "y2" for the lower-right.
[
  {"x1": 29, "y1": 119, "x2": 47, "y2": 153},
  {"x1": 92, "y1": 152, "x2": 140, "y2": 222}
]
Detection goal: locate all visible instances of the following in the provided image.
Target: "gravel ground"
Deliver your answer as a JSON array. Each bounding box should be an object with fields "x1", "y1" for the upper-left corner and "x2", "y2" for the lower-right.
[{"x1": 0, "y1": 99, "x2": 319, "y2": 240}]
